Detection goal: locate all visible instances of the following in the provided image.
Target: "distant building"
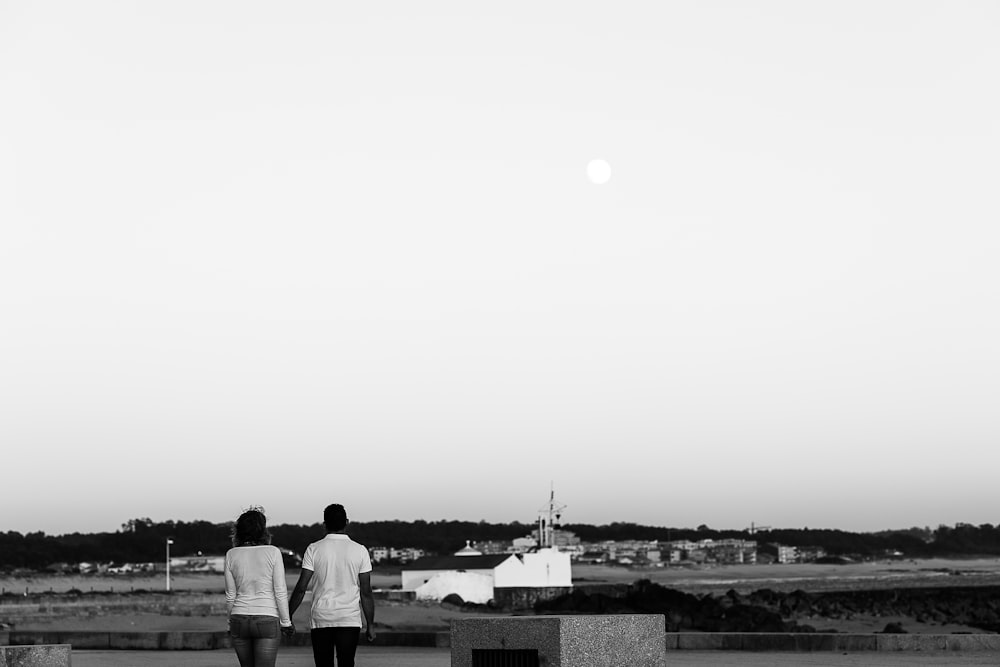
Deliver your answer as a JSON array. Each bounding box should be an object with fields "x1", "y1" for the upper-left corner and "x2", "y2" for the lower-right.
[
  {"x1": 796, "y1": 546, "x2": 827, "y2": 562},
  {"x1": 709, "y1": 539, "x2": 757, "y2": 565},
  {"x1": 170, "y1": 555, "x2": 225, "y2": 573},
  {"x1": 512, "y1": 535, "x2": 538, "y2": 551},
  {"x1": 392, "y1": 547, "x2": 425, "y2": 563},
  {"x1": 401, "y1": 488, "x2": 574, "y2": 604},
  {"x1": 455, "y1": 540, "x2": 482, "y2": 556},
  {"x1": 401, "y1": 549, "x2": 572, "y2": 604},
  {"x1": 474, "y1": 540, "x2": 513, "y2": 555},
  {"x1": 368, "y1": 546, "x2": 425, "y2": 564},
  {"x1": 760, "y1": 543, "x2": 797, "y2": 564}
]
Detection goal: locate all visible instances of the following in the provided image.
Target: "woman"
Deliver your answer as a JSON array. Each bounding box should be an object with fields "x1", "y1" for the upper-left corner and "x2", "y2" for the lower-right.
[{"x1": 225, "y1": 507, "x2": 295, "y2": 667}]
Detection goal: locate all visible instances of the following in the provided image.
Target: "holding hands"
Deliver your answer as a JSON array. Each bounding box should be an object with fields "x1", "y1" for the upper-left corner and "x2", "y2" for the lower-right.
[{"x1": 281, "y1": 623, "x2": 295, "y2": 637}]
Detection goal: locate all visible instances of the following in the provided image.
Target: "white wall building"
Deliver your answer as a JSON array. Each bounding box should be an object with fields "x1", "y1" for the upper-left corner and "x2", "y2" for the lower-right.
[
  {"x1": 494, "y1": 549, "x2": 572, "y2": 588},
  {"x1": 402, "y1": 548, "x2": 572, "y2": 604},
  {"x1": 403, "y1": 489, "x2": 574, "y2": 603}
]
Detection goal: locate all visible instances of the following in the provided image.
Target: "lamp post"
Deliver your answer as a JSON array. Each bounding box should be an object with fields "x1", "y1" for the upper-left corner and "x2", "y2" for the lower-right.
[{"x1": 166, "y1": 538, "x2": 174, "y2": 592}]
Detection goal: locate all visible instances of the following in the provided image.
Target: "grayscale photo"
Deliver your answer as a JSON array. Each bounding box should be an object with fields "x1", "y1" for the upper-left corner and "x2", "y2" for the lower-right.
[{"x1": 2, "y1": 2, "x2": 999, "y2": 666}]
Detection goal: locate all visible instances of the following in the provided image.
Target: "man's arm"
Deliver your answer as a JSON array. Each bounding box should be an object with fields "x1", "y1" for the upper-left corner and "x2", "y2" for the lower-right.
[
  {"x1": 359, "y1": 571, "x2": 376, "y2": 642},
  {"x1": 288, "y1": 568, "x2": 313, "y2": 618}
]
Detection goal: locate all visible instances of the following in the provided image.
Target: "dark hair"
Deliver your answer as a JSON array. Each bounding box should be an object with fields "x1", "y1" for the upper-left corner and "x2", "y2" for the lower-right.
[
  {"x1": 232, "y1": 507, "x2": 271, "y2": 547},
  {"x1": 323, "y1": 504, "x2": 348, "y2": 532}
]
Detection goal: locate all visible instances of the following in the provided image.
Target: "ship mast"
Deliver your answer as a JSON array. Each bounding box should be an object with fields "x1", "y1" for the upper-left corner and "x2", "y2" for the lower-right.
[{"x1": 537, "y1": 483, "x2": 567, "y2": 550}]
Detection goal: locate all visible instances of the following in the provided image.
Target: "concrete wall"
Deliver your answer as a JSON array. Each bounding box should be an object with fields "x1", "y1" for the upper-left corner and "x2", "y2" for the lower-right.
[
  {"x1": 0, "y1": 592, "x2": 226, "y2": 623},
  {"x1": 452, "y1": 615, "x2": 666, "y2": 667},
  {"x1": 5, "y1": 629, "x2": 1000, "y2": 652},
  {"x1": 665, "y1": 633, "x2": 1000, "y2": 652},
  {"x1": 0, "y1": 643, "x2": 70, "y2": 666},
  {"x1": 2, "y1": 630, "x2": 449, "y2": 650}
]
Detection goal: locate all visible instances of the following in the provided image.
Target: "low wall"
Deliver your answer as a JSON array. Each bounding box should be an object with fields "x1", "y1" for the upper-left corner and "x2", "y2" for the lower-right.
[
  {"x1": 373, "y1": 589, "x2": 415, "y2": 602},
  {"x1": 0, "y1": 591, "x2": 225, "y2": 624},
  {"x1": 4, "y1": 627, "x2": 1000, "y2": 652},
  {"x1": 666, "y1": 633, "x2": 1000, "y2": 652},
  {"x1": 2, "y1": 630, "x2": 449, "y2": 650},
  {"x1": 0, "y1": 643, "x2": 71, "y2": 666}
]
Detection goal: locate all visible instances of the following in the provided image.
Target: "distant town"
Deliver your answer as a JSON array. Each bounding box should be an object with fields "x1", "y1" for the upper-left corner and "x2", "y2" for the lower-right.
[
  {"x1": 8, "y1": 528, "x2": 827, "y2": 579},
  {"x1": 3, "y1": 511, "x2": 998, "y2": 577},
  {"x1": 371, "y1": 529, "x2": 831, "y2": 567}
]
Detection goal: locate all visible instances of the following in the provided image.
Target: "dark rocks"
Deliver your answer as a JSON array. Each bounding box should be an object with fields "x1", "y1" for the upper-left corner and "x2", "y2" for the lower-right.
[
  {"x1": 536, "y1": 581, "x2": 804, "y2": 633},
  {"x1": 881, "y1": 622, "x2": 907, "y2": 633},
  {"x1": 535, "y1": 582, "x2": 1000, "y2": 634},
  {"x1": 440, "y1": 593, "x2": 465, "y2": 608}
]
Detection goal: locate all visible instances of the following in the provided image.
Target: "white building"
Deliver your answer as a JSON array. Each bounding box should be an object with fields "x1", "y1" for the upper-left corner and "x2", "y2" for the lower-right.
[
  {"x1": 402, "y1": 554, "x2": 509, "y2": 603},
  {"x1": 401, "y1": 548, "x2": 572, "y2": 604},
  {"x1": 401, "y1": 489, "x2": 574, "y2": 604}
]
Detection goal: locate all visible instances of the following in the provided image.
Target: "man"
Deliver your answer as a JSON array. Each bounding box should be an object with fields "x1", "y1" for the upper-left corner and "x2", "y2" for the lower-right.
[{"x1": 289, "y1": 503, "x2": 376, "y2": 666}]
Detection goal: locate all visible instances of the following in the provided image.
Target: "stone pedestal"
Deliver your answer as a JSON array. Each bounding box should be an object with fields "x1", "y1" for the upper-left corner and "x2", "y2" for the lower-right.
[
  {"x1": 451, "y1": 615, "x2": 665, "y2": 667},
  {"x1": 0, "y1": 644, "x2": 71, "y2": 667}
]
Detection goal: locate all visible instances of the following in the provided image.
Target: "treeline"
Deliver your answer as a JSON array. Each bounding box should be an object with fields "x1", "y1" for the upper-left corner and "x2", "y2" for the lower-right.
[
  {"x1": 2, "y1": 519, "x2": 1000, "y2": 571},
  {"x1": 0, "y1": 518, "x2": 536, "y2": 571}
]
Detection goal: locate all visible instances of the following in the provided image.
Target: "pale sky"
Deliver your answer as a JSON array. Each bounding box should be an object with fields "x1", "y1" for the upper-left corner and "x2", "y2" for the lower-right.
[{"x1": 2, "y1": 1, "x2": 999, "y2": 537}]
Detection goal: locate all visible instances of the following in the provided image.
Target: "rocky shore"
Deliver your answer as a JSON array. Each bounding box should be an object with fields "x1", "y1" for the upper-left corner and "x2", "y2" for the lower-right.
[{"x1": 535, "y1": 580, "x2": 1000, "y2": 634}]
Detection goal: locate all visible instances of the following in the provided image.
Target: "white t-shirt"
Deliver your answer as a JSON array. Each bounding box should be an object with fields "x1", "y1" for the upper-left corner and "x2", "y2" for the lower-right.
[
  {"x1": 301, "y1": 534, "x2": 372, "y2": 629},
  {"x1": 224, "y1": 545, "x2": 292, "y2": 626}
]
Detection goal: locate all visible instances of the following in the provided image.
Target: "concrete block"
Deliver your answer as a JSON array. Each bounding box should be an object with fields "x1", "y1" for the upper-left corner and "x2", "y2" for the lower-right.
[
  {"x1": 281, "y1": 632, "x2": 309, "y2": 647},
  {"x1": 5, "y1": 634, "x2": 51, "y2": 647},
  {"x1": 57, "y1": 632, "x2": 110, "y2": 649},
  {"x1": 946, "y1": 634, "x2": 1000, "y2": 651},
  {"x1": 375, "y1": 631, "x2": 440, "y2": 647},
  {"x1": 6, "y1": 634, "x2": 86, "y2": 649},
  {"x1": 158, "y1": 631, "x2": 228, "y2": 650},
  {"x1": 0, "y1": 644, "x2": 71, "y2": 667},
  {"x1": 451, "y1": 615, "x2": 666, "y2": 667},
  {"x1": 830, "y1": 634, "x2": 878, "y2": 652},
  {"x1": 739, "y1": 633, "x2": 799, "y2": 651},
  {"x1": 792, "y1": 633, "x2": 838, "y2": 651},
  {"x1": 108, "y1": 632, "x2": 160, "y2": 650},
  {"x1": 674, "y1": 633, "x2": 742, "y2": 650},
  {"x1": 877, "y1": 634, "x2": 949, "y2": 651}
]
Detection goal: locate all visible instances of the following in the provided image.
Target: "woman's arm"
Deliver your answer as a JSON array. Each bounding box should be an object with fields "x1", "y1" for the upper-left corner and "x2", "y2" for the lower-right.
[
  {"x1": 223, "y1": 551, "x2": 236, "y2": 616},
  {"x1": 271, "y1": 548, "x2": 292, "y2": 627}
]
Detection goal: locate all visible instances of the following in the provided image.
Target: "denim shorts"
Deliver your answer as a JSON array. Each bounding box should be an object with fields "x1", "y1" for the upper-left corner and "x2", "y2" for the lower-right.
[{"x1": 229, "y1": 614, "x2": 279, "y2": 639}]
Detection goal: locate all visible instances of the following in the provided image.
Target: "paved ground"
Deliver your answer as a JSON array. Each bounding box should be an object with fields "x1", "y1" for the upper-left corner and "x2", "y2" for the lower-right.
[
  {"x1": 72, "y1": 647, "x2": 1000, "y2": 666},
  {"x1": 73, "y1": 646, "x2": 447, "y2": 666}
]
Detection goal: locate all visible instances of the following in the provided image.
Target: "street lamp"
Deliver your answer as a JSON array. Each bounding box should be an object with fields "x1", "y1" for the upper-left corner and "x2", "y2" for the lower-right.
[{"x1": 166, "y1": 538, "x2": 174, "y2": 592}]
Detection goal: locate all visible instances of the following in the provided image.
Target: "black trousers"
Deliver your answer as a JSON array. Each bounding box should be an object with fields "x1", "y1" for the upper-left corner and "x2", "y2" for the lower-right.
[{"x1": 310, "y1": 627, "x2": 360, "y2": 667}]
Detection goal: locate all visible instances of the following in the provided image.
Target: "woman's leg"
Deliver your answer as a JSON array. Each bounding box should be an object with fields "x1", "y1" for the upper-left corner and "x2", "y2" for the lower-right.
[
  {"x1": 253, "y1": 636, "x2": 280, "y2": 667},
  {"x1": 249, "y1": 617, "x2": 280, "y2": 667},
  {"x1": 229, "y1": 615, "x2": 255, "y2": 667}
]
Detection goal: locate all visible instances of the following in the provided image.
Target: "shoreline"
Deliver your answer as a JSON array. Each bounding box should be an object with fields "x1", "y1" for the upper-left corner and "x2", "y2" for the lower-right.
[{"x1": 5, "y1": 558, "x2": 1000, "y2": 636}]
